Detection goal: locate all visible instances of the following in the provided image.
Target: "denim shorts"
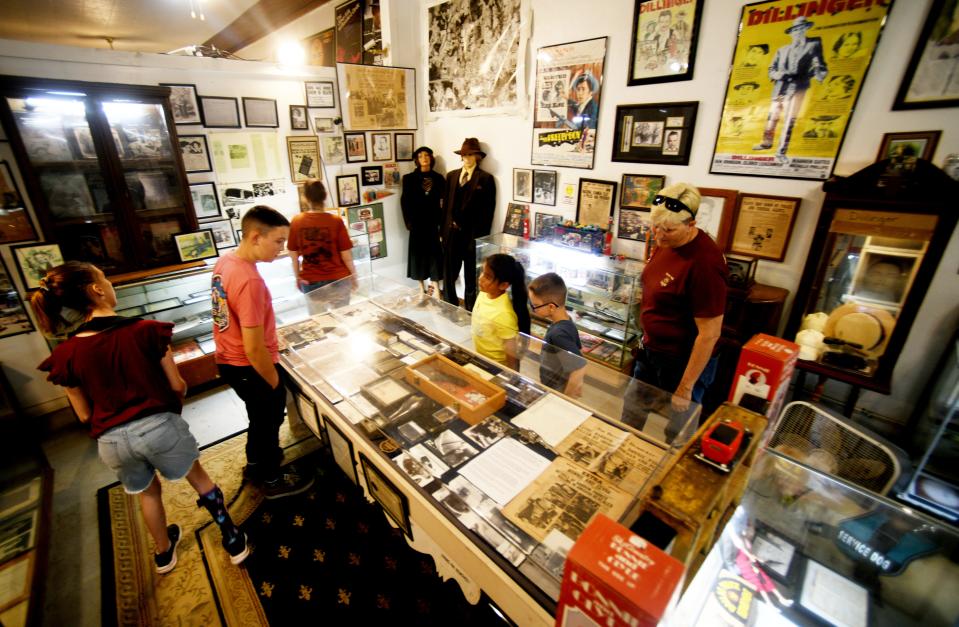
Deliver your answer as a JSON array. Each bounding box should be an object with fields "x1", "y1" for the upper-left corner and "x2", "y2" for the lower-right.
[{"x1": 97, "y1": 412, "x2": 200, "y2": 494}]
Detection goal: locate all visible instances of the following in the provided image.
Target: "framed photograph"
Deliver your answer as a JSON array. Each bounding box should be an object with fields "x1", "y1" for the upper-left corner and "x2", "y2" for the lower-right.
[
  {"x1": 321, "y1": 135, "x2": 346, "y2": 165},
  {"x1": 336, "y1": 174, "x2": 360, "y2": 207},
  {"x1": 619, "y1": 174, "x2": 665, "y2": 210},
  {"x1": 0, "y1": 509, "x2": 37, "y2": 565},
  {"x1": 627, "y1": 0, "x2": 703, "y2": 86},
  {"x1": 205, "y1": 219, "x2": 237, "y2": 250},
  {"x1": 12, "y1": 242, "x2": 64, "y2": 291},
  {"x1": 576, "y1": 178, "x2": 617, "y2": 228},
  {"x1": 513, "y1": 168, "x2": 533, "y2": 203},
  {"x1": 304, "y1": 27, "x2": 335, "y2": 67},
  {"x1": 728, "y1": 193, "x2": 800, "y2": 262},
  {"x1": 311, "y1": 113, "x2": 334, "y2": 133},
  {"x1": 345, "y1": 132, "x2": 367, "y2": 163},
  {"x1": 531, "y1": 36, "x2": 608, "y2": 170},
  {"x1": 533, "y1": 212, "x2": 562, "y2": 239},
  {"x1": 360, "y1": 453, "x2": 412, "y2": 537},
  {"x1": 160, "y1": 83, "x2": 202, "y2": 125},
  {"x1": 383, "y1": 163, "x2": 400, "y2": 188},
  {"x1": 361, "y1": 166, "x2": 383, "y2": 186},
  {"x1": 325, "y1": 417, "x2": 359, "y2": 484},
  {"x1": 503, "y1": 203, "x2": 528, "y2": 237},
  {"x1": 172, "y1": 229, "x2": 217, "y2": 262},
  {"x1": 177, "y1": 135, "x2": 212, "y2": 173},
  {"x1": 305, "y1": 80, "x2": 336, "y2": 108},
  {"x1": 876, "y1": 131, "x2": 941, "y2": 163},
  {"x1": 71, "y1": 127, "x2": 97, "y2": 159},
  {"x1": 286, "y1": 136, "x2": 321, "y2": 183},
  {"x1": 710, "y1": 0, "x2": 891, "y2": 180},
  {"x1": 242, "y1": 97, "x2": 279, "y2": 128},
  {"x1": 394, "y1": 132, "x2": 414, "y2": 161},
  {"x1": 696, "y1": 187, "x2": 738, "y2": 250},
  {"x1": 289, "y1": 105, "x2": 309, "y2": 130},
  {"x1": 0, "y1": 257, "x2": 35, "y2": 338},
  {"x1": 617, "y1": 207, "x2": 652, "y2": 242},
  {"x1": 336, "y1": 63, "x2": 417, "y2": 131},
  {"x1": 532, "y1": 170, "x2": 557, "y2": 206},
  {"x1": 0, "y1": 551, "x2": 35, "y2": 612},
  {"x1": 894, "y1": 0, "x2": 959, "y2": 110},
  {"x1": 370, "y1": 132, "x2": 393, "y2": 161},
  {"x1": 199, "y1": 96, "x2": 241, "y2": 129},
  {"x1": 612, "y1": 102, "x2": 698, "y2": 165},
  {"x1": 294, "y1": 391, "x2": 322, "y2": 439},
  {"x1": 189, "y1": 182, "x2": 222, "y2": 221}
]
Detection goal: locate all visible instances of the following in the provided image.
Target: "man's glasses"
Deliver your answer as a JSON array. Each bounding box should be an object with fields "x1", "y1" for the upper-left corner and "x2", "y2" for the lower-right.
[
  {"x1": 529, "y1": 301, "x2": 558, "y2": 311},
  {"x1": 652, "y1": 195, "x2": 694, "y2": 218}
]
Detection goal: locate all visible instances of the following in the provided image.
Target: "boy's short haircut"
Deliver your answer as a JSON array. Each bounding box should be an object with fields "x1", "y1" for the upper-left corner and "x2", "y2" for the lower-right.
[
  {"x1": 240, "y1": 205, "x2": 290, "y2": 238},
  {"x1": 528, "y1": 272, "x2": 568, "y2": 304}
]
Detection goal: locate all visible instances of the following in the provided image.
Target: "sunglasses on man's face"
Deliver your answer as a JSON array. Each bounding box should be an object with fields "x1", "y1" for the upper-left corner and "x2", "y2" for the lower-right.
[{"x1": 652, "y1": 195, "x2": 694, "y2": 218}]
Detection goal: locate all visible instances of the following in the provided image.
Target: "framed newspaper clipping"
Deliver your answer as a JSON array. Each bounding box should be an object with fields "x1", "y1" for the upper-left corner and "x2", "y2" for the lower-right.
[
  {"x1": 709, "y1": 0, "x2": 891, "y2": 180},
  {"x1": 627, "y1": 0, "x2": 703, "y2": 86},
  {"x1": 336, "y1": 63, "x2": 417, "y2": 131},
  {"x1": 727, "y1": 193, "x2": 800, "y2": 262}
]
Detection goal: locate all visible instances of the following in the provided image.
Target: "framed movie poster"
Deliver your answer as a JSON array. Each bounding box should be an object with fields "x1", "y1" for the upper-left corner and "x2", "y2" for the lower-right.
[
  {"x1": 160, "y1": 83, "x2": 202, "y2": 125},
  {"x1": 619, "y1": 174, "x2": 664, "y2": 210},
  {"x1": 286, "y1": 136, "x2": 321, "y2": 183},
  {"x1": 611, "y1": 102, "x2": 697, "y2": 165},
  {"x1": 336, "y1": 174, "x2": 361, "y2": 207},
  {"x1": 360, "y1": 453, "x2": 412, "y2": 537},
  {"x1": 876, "y1": 131, "x2": 941, "y2": 163},
  {"x1": 503, "y1": 203, "x2": 528, "y2": 236},
  {"x1": 710, "y1": 0, "x2": 890, "y2": 180},
  {"x1": 344, "y1": 132, "x2": 368, "y2": 163},
  {"x1": 696, "y1": 187, "x2": 738, "y2": 250},
  {"x1": 627, "y1": 0, "x2": 703, "y2": 86},
  {"x1": 532, "y1": 170, "x2": 557, "y2": 206},
  {"x1": 531, "y1": 36, "x2": 607, "y2": 170},
  {"x1": 0, "y1": 257, "x2": 35, "y2": 338},
  {"x1": 576, "y1": 178, "x2": 617, "y2": 228},
  {"x1": 305, "y1": 81, "x2": 336, "y2": 108},
  {"x1": 335, "y1": 0, "x2": 363, "y2": 64},
  {"x1": 336, "y1": 64, "x2": 417, "y2": 131},
  {"x1": 513, "y1": 168, "x2": 533, "y2": 203},
  {"x1": 12, "y1": 242, "x2": 63, "y2": 291},
  {"x1": 617, "y1": 207, "x2": 652, "y2": 243},
  {"x1": 178, "y1": 135, "x2": 212, "y2": 173},
  {"x1": 189, "y1": 182, "x2": 222, "y2": 221},
  {"x1": 894, "y1": 0, "x2": 959, "y2": 110},
  {"x1": 728, "y1": 193, "x2": 800, "y2": 262},
  {"x1": 199, "y1": 96, "x2": 241, "y2": 128},
  {"x1": 173, "y1": 229, "x2": 217, "y2": 262},
  {"x1": 303, "y1": 27, "x2": 335, "y2": 67}
]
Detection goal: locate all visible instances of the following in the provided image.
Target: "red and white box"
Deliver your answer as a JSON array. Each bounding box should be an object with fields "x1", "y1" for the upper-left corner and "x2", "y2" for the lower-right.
[
  {"x1": 729, "y1": 333, "x2": 799, "y2": 420},
  {"x1": 556, "y1": 514, "x2": 685, "y2": 627}
]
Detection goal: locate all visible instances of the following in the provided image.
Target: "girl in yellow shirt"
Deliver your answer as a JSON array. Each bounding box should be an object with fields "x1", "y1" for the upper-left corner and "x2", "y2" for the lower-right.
[{"x1": 471, "y1": 253, "x2": 530, "y2": 369}]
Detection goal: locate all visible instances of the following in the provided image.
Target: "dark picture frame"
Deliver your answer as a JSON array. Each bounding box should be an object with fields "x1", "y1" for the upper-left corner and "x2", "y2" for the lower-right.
[
  {"x1": 199, "y1": 96, "x2": 241, "y2": 129},
  {"x1": 0, "y1": 256, "x2": 35, "y2": 339},
  {"x1": 533, "y1": 212, "x2": 562, "y2": 239},
  {"x1": 359, "y1": 453, "x2": 412, "y2": 538},
  {"x1": 394, "y1": 132, "x2": 414, "y2": 161},
  {"x1": 205, "y1": 219, "x2": 237, "y2": 250},
  {"x1": 513, "y1": 168, "x2": 533, "y2": 203},
  {"x1": 503, "y1": 203, "x2": 528, "y2": 236},
  {"x1": 576, "y1": 178, "x2": 617, "y2": 228},
  {"x1": 172, "y1": 229, "x2": 217, "y2": 262},
  {"x1": 336, "y1": 174, "x2": 361, "y2": 207},
  {"x1": 325, "y1": 417, "x2": 359, "y2": 484},
  {"x1": 160, "y1": 83, "x2": 202, "y2": 125},
  {"x1": 532, "y1": 170, "x2": 557, "y2": 206},
  {"x1": 303, "y1": 27, "x2": 336, "y2": 67},
  {"x1": 177, "y1": 134, "x2": 212, "y2": 173},
  {"x1": 11, "y1": 242, "x2": 64, "y2": 291},
  {"x1": 242, "y1": 97, "x2": 279, "y2": 128},
  {"x1": 617, "y1": 207, "x2": 652, "y2": 242},
  {"x1": 611, "y1": 102, "x2": 698, "y2": 165},
  {"x1": 876, "y1": 131, "x2": 942, "y2": 163},
  {"x1": 289, "y1": 105, "x2": 309, "y2": 130},
  {"x1": 893, "y1": 0, "x2": 959, "y2": 110},
  {"x1": 370, "y1": 132, "x2": 393, "y2": 161},
  {"x1": 189, "y1": 181, "x2": 222, "y2": 221},
  {"x1": 696, "y1": 187, "x2": 738, "y2": 250},
  {"x1": 727, "y1": 193, "x2": 800, "y2": 262},
  {"x1": 305, "y1": 80, "x2": 336, "y2": 108},
  {"x1": 619, "y1": 173, "x2": 665, "y2": 210},
  {"x1": 344, "y1": 132, "x2": 368, "y2": 163},
  {"x1": 627, "y1": 0, "x2": 703, "y2": 86},
  {"x1": 362, "y1": 166, "x2": 383, "y2": 186}
]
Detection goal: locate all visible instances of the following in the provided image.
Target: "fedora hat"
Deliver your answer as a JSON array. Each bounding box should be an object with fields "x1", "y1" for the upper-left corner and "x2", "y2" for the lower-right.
[
  {"x1": 454, "y1": 137, "x2": 486, "y2": 158},
  {"x1": 785, "y1": 16, "x2": 814, "y2": 33}
]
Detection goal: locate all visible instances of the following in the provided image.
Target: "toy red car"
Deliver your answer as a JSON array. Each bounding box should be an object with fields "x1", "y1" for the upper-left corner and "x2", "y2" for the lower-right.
[{"x1": 700, "y1": 420, "x2": 746, "y2": 467}]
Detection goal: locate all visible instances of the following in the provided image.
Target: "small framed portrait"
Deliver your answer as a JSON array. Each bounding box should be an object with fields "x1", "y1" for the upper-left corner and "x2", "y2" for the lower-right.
[
  {"x1": 370, "y1": 132, "x2": 393, "y2": 161},
  {"x1": 361, "y1": 166, "x2": 383, "y2": 186},
  {"x1": 289, "y1": 105, "x2": 309, "y2": 130},
  {"x1": 876, "y1": 131, "x2": 941, "y2": 165},
  {"x1": 336, "y1": 174, "x2": 360, "y2": 207},
  {"x1": 576, "y1": 178, "x2": 618, "y2": 228},
  {"x1": 305, "y1": 80, "x2": 336, "y2": 108},
  {"x1": 513, "y1": 168, "x2": 533, "y2": 203},
  {"x1": 619, "y1": 174, "x2": 665, "y2": 210},
  {"x1": 394, "y1": 132, "x2": 414, "y2": 161},
  {"x1": 322, "y1": 135, "x2": 346, "y2": 164},
  {"x1": 173, "y1": 229, "x2": 217, "y2": 262},
  {"x1": 360, "y1": 453, "x2": 412, "y2": 537},
  {"x1": 850, "y1": 251, "x2": 917, "y2": 306},
  {"x1": 242, "y1": 97, "x2": 279, "y2": 128},
  {"x1": 204, "y1": 219, "x2": 238, "y2": 250},
  {"x1": 160, "y1": 83, "x2": 202, "y2": 125},
  {"x1": 177, "y1": 134, "x2": 212, "y2": 173},
  {"x1": 311, "y1": 113, "x2": 334, "y2": 132},
  {"x1": 345, "y1": 132, "x2": 368, "y2": 163},
  {"x1": 189, "y1": 181, "x2": 222, "y2": 221},
  {"x1": 199, "y1": 96, "x2": 241, "y2": 128},
  {"x1": 617, "y1": 207, "x2": 652, "y2": 242},
  {"x1": 12, "y1": 242, "x2": 64, "y2": 291},
  {"x1": 532, "y1": 170, "x2": 557, "y2": 206}
]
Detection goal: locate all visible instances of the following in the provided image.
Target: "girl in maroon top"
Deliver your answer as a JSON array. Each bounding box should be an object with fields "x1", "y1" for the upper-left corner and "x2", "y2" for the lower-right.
[{"x1": 32, "y1": 262, "x2": 249, "y2": 573}]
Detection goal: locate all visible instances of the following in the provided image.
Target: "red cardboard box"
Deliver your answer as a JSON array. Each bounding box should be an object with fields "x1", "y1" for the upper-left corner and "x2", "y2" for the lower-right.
[
  {"x1": 556, "y1": 514, "x2": 685, "y2": 627},
  {"x1": 728, "y1": 333, "x2": 799, "y2": 420}
]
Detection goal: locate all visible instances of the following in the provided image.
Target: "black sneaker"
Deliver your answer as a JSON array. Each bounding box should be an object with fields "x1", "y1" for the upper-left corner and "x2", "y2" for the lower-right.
[
  {"x1": 263, "y1": 468, "x2": 314, "y2": 500},
  {"x1": 223, "y1": 528, "x2": 250, "y2": 565},
  {"x1": 154, "y1": 524, "x2": 181, "y2": 574}
]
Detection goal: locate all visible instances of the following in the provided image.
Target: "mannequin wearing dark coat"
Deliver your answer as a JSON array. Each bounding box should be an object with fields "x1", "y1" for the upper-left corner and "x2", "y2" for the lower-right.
[{"x1": 401, "y1": 147, "x2": 445, "y2": 292}]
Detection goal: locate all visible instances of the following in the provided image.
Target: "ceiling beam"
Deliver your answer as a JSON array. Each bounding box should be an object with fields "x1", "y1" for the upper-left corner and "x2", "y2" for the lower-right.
[{"x1": 204, "y1": 0, "x2": 334, "y2": 54}]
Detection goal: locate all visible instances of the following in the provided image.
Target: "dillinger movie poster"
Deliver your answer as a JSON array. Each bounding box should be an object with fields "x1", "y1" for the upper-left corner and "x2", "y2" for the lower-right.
[
  {"x1": 531, "y1": 37, "x2": 607, "y2": 169},
  {"x1": 710, "y1": 0, "x2": 891, "y2": 180}
]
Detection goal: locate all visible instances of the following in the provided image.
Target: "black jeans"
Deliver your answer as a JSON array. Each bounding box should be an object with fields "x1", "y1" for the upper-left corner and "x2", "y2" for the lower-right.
[
  {"x1": 217, "y1": 363, "x2": 286, "y2": 481},
  {"x1": 443, "y1": 231, "x2": 477, "y2": 311}
]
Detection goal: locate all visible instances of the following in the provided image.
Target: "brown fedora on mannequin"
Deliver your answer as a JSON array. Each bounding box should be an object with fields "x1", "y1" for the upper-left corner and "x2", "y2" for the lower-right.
[{"x1": 453, "y1": 137, "x2": 486, "y2": 159}]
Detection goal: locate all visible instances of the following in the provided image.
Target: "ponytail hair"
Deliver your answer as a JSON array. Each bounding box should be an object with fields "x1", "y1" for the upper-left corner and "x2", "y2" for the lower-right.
[
  {"x1": 485, "y1": 253, "x2": 531, "y2": 336},
  {"x1": 29, "y1": 261, "x2": 98, "y2": 337}
]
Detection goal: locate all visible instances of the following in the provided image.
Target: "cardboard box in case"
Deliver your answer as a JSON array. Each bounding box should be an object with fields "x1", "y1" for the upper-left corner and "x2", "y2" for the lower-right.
[
  {"x1": 556, "y1": 513, "x2": 685, "y2": 627},
  {"x1": 728, "y1": 333, "x2": 799, "y2": 420}
]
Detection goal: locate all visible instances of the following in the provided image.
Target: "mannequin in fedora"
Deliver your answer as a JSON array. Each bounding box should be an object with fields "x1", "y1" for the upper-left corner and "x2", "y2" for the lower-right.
[
  {"x1": 401, "y1": 146, "x2": 446, "y2": 296},
  {"x1": 441, "y1": 137, "x2": 496, "y2": 310}
]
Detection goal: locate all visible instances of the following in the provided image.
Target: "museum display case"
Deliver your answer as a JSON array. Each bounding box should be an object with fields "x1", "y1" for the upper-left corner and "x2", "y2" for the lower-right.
[
  {"x1": 275, "y1": 275, "x2": 701, "y2": 623},
  {"x1": 672, "y1": 447, "x2": 959, "y2": 626},
  {"x1": 0, "y1": 76, "x2": 195, "y2": 274},
  {"x1": 475, "y1": 233, "x2": 643, "y2": 371}
]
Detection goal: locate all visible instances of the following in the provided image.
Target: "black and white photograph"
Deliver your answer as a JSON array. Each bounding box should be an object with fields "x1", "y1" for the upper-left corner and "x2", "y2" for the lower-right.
[
  {"x1": 661, "y1": 129, "x2": 683, "y2": 156},
  {"x1": 123, "y1": 127, "x2": 169, "y2": 159},
  {"x1": 242, "y1": 97, "x2": 279, "y2": 128},
  {"x1": 199, "y1": 96, "x2": 241, "y2": 128},
  {"x1": 428, "y1": 430, "x2": 479, "y2": 467},
  {"x1": 311, "y1": 114, "x2": 334, "y2": 132},
  {"x1": 289, "y1": 105, "x2": 309, "y2": 130},
  {"x1": 632, "y1": 120, "x2": 664, "y2": 147},
  {"x1": 513, "y1": 168, "x2": 532, "y2": 203},
  {"x1": 409, "y1": 443, "x2": 450, "y2": 478},
  {"x1": 161, "y1": 83, "x2": 202, "y2": 124},
  {"x1": 361, "y1": 165, "x2": 383, "y2": 186},
  {"x1": 463, "y1": 415, "x2": 510, "y2": 448},
  {"x1": 321, "y1": 135, "x2": 346, "y2": 164},
  {"x1": 305, "y1": 80, "x2": 336, "y2": 108},
  {"x1": 397, "y1": 419, "x2": 427, "y2": 444},
  {"x1": 433, "y1": 406, "x2": 458, "y2": 425},
  {"x1": 394, "y1": 132, "x2": 414, "y2": 161},
  {"x1": 71, "y1": 127, "x2": 97, "y2": 159},
  {"x1": 395, "y1": 451, "x2": 433, "y2": 486},
  {"x1": 617, "y1": 207, "x2": 652, "y2": 242},
  {"x1": 371, "y1": 132, "x2": 392, "y2": 161},
  {"x1": 205, "y1": 219, "x2": 237, "y2": 250},
  {"x1": 189, "y1": 182, "x2": 222, "y2": 221},
  {"x1": 178, "y1": 135, "x2": 212, "y2": 173},
  {"x1": 533, "y1": 212, "x2": 561, "y2": 239},
  {"x1": 39, "y1": 172, "x2": 95, "y2": 218},
  {"x1": 532, "y1": 170, "x2": 557, "y2": 205}
]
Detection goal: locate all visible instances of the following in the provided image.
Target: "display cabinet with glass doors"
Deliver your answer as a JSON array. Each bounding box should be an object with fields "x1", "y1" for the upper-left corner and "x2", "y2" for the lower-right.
[
  {"x1": 0, "y1": 76, "x2": 196, "y2": 274},
  {"x1": 475, "y1": 233, "x2": 643, "y2": 371}
]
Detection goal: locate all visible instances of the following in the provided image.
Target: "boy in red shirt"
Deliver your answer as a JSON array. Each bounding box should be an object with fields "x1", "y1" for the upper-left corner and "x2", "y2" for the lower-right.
[{"x1": 212, "y1": 205, "x2": 313, "y2": 498}]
